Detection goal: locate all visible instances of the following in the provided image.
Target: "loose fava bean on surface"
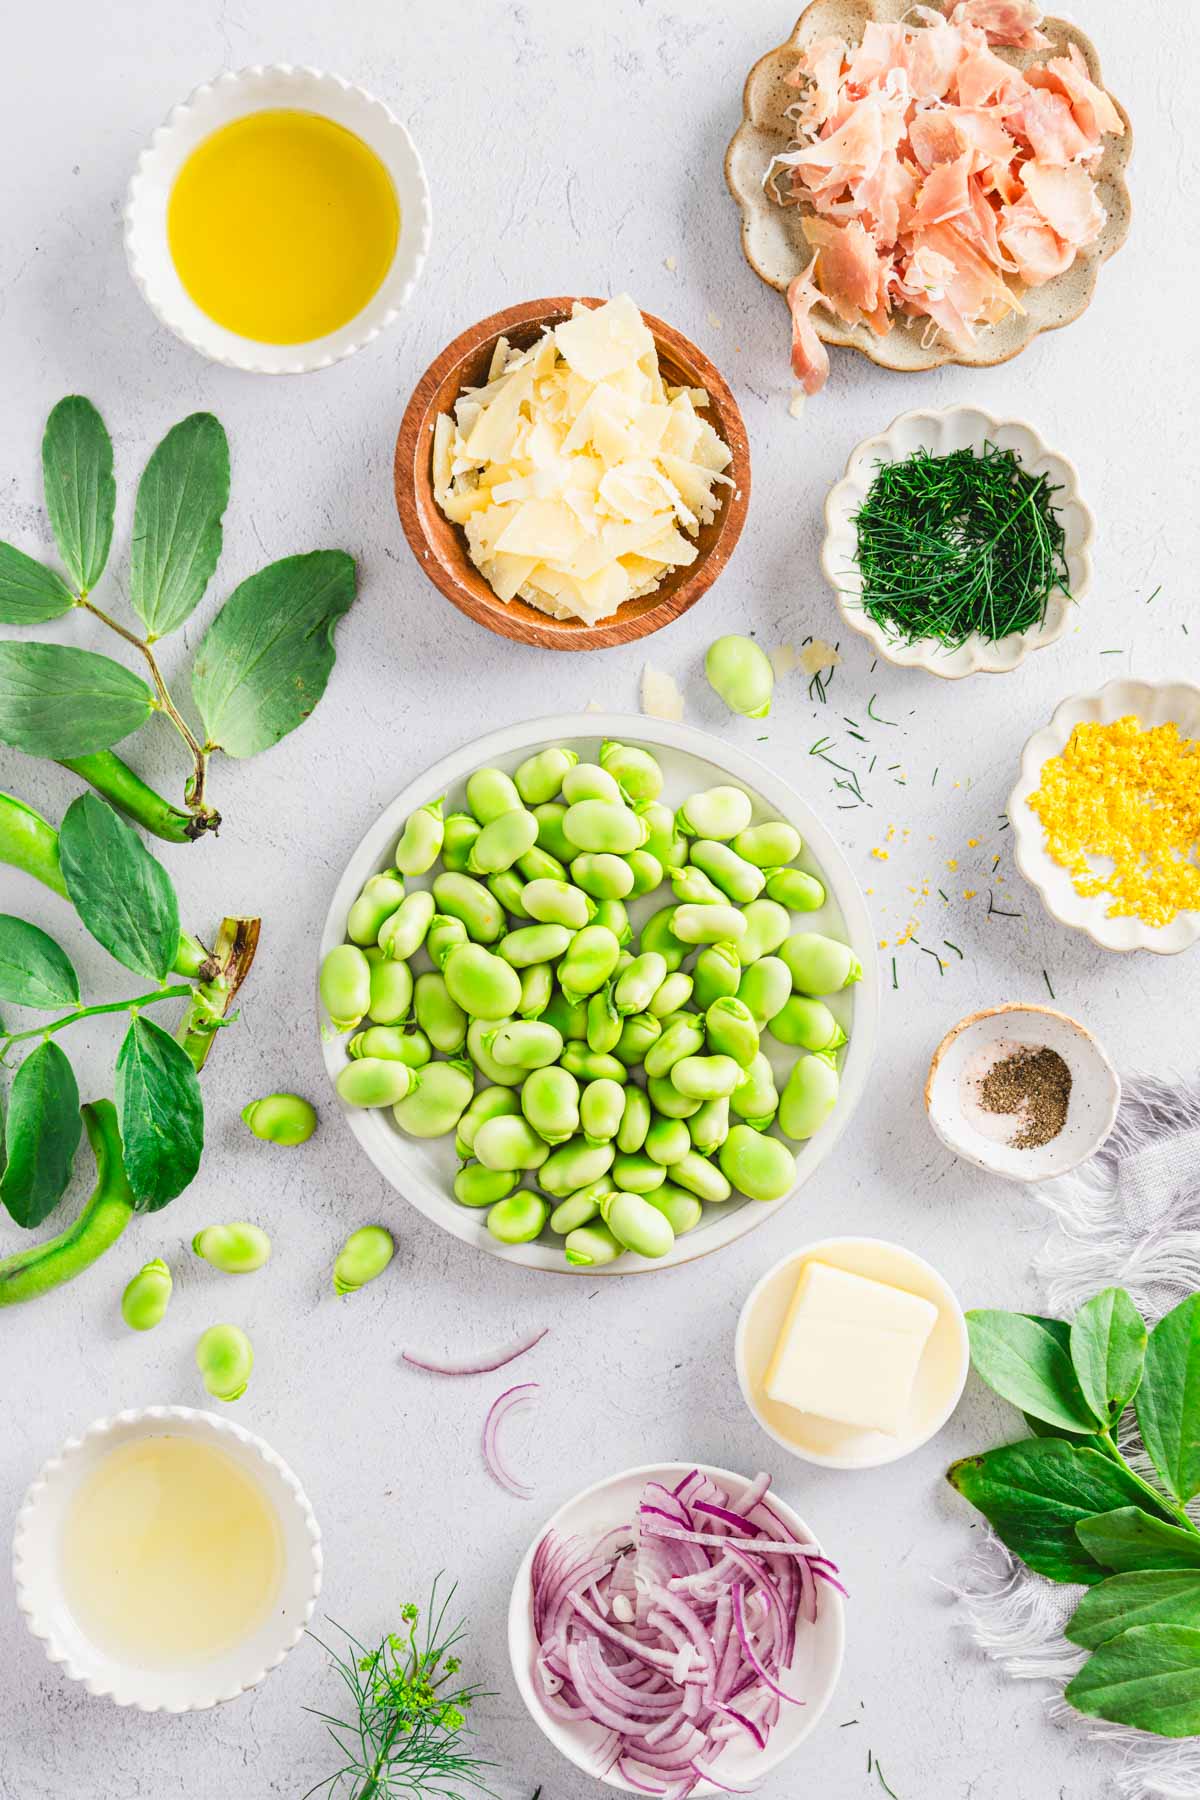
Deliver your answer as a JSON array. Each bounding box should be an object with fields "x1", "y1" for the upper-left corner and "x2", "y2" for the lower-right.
[
  {"x1": 515, "y1": 746, "x2": 578, "y2": 807},
  {"x1": 611, "y1": 1151, "x2": 667, "y2": 1193},
  {"x1": 614, "y1": 952, "x2": 668, "y2": 1017},
  {"x1": 486, "y1": 1020, "x2": 564, "y2": 1070},
  {"x1": 705, "y1": 634, "x2": 774, "y2": 719},
  {"x1": 737, "y1": 956, "x2": 792, "y2": 1027},
  {"x1": 518, "y1": 962, "x2": 553, "y2": 1020},
  {"x1": 639, "y1": 801, "x2": 688, "y2": 870},
  {"x1": 739, "y1": 899, "x2": 792, "y2": 963},
  {"x1": 670, "y1": 1053, "x2": 743, "y2": 1100},
  {"x1": 704, "y1": 997, "x2": 760, "y2": 1068},
  {"x1": 570, "y1": 852, "x2": 634, "y2": 901},
  {"x1": 690, "y1": 840, "x2": 766, "y2": 904},
  {"x1": 648, "y1": 970, "x2": 693, "y2": 1018},
  {"x1": 454, "y1": 1164, "x2": 518, "y2": 1208},
  {"x1": 559, "y1": 924, "x2": 622, "y2": 1003},
  {"x1": 467, "y1": 808, "x2": 539, "y2": 875},
  {"x1": 769, "y1": 994, "x2": 847, "y2": 1053},
  {"x1": 320, "y1": 944, "x2": 372, "y2": 1032},
  {"x1": 442, "y1": 811, "x2": 481, "y2": 871},
  {"x1": 351, "y1": 1025, "x2": 432, "y2": 1068},
  {"x1": 602, "y1": 1189, "x2": 675, "y2": 1257},
  {"x1": 562, "y1": 761, "x2": 624, "y2": 806},
  {"x1": 393, "y1": 1059, "x2": 475, "y2": 1139},
  {"x1": 719, "y1": 1124, "x2": 796, "y2": 1203},
  {"x1": 426, "y1": 913, "x2": 469, "y2": 970},
  {"x1": 522, "y1": 1065, "x2": 581, "y2": 1145},
  {"x1": 782, "y1": 931, "x2": 863, "y2": 995},
  {"x1": 466, "y1": 766, "x2": 522, "y2": 824},
  {"x1": 647, "y1": 1073, "x2": 701, "y2": 1119},
  {"x1": 193, "y1": 1223, "x2": 271, "y2": 1274},
  {"x1": 672, "y1": 903, "x2": 747, "y2": 946},
  {"x1": 624, "y1": 849, "x2": 664, "y2": 897},
  {"x1": 474, "y1": 1114, "x2": 550, "y2": 1172},
  {"x1": 692, "y1": 941, "x2": 741, "y2": 1010},
  {"x1": 539, "y1": 1137, "x2": 616, "y2": 1197},
  {"x1": 563, "y1": 799, "x2": 648, "y2": 856},
  {"x1": 415, "y1": 972, "x2": 469, "y2": 1054},
  {"x1": 617, "y1": 1084, "x2": 651, "y2": 1154},
  {"x1": 599, "y1": 740, "x2": 664, "y2": 803},
  {"x1": 586, "y1": 984, "x2": 622, "y2": 1055},
  {"x1": 394, "y1": 797, "x2": 445, "y2": 876},
  {"x1": 336, "y1": 1057, "x2": 419, "y2": 1109},
  {"x1": 378, "y1": 889, "x2": 436, "y2": 960},
  {"x1": 196, "y1": 1324, "x2": 254, "y2": 1402},
  {"x1": 564, "y1": 1221, "x2": 622, "y2": 1267},
  {"x1": 677, "y1": 785, "x2": 754, "y2": 842},
  {"x1": 779, "y1": 1053, "x2": 840, "y2": 1140},
  {"x1": 646, "y1": 1184, "x2": 704, "y2": 1235},
  {"x1": 549, "y1": 1179, "x2": 610, "y2": 1234},
  {"x1": 765, "y1": 867, "x2": 826, "y2": 912},
  {"x1": 670, "y1": 865, "x2": 729, "y2": 907},
  {"x1": 487, "y1": 1192, "x2": 551, "y2": 1245},
  {"x1": 580, "y1": 1078, "x2": 626, "y2": 1145},
  {"x1": 457, "y1": 1085, "x2": 521, "y2": 1155},
  {"x1": 432, "y1": 871, "x2": 505, "y2": 944},
  {"x1": 645, "y1": 1114, "x2": 691, "y2": 1166},
  {"x1": 121, "y1": 1258, "x2": 172, "y2": 1331},
  {"x1": 522, "y1": 878, "x2": 593, "y2": 929},
  {"x1": 734, "y1": 819, "x2": 803, "y2": 869},
  {"x1": 689, "y1": 1094, "x2": 730, "y2": 1155},
  {"x1": 367, "y1": 953, "x2": 414, "y2": 1026},
  {"x1": 242, "y1": 1091, "x2": 318, "y2": 1146},
  {"x1": 347, "y1": 871, "x2": 406, "y2": 945},
  {"x1": 333, "y1": 1225, "x2": 395, "y2": 1295},
  {"x1": 498, "y1": 922, "x2": 575, "y2": 967},
  {"x1": 443, "y1": 942, "x2": 523, "y2": 1020},
  {"x1": 730, "y1": 1052, "x2": 780, "y2": 1129}
]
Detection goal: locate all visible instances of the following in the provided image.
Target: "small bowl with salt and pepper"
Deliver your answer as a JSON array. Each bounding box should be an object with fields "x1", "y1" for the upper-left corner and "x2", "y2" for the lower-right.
[{"x1": 924, "y1": 1003, "x2": 1120, "y2": 1183}]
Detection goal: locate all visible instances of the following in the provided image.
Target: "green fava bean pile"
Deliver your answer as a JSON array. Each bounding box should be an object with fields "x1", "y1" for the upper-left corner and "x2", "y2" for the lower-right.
[{"x1": 326, "y1": 739, "x2": 861, "y2": 1267}]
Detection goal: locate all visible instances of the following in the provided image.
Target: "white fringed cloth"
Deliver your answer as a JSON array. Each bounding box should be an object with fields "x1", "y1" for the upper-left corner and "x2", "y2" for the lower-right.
[{"x1": 951, "y1": 1073, "x2": 1200, "y2": 1800}]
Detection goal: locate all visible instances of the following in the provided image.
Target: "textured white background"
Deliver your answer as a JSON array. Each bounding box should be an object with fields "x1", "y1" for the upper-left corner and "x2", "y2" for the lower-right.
[{"x1": 0, "y1": 1, "x2": 1193, "y2": 1795}]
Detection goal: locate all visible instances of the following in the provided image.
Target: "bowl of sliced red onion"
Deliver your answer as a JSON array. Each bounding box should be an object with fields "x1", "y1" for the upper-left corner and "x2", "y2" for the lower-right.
[{"x1": 508, "y1": 1462, "x2": 846, "y2": 1795}]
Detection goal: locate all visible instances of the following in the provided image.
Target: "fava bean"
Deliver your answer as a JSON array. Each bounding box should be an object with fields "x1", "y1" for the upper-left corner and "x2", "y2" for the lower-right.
[
  {"x1": 441, "y1": 811, "x2": 481, "y2": 871},
  {"x1": 337, "y1": 1056, "x2": 419, "y2": 1109},
  {"x1": 617, "y1": 1084, "x2": 652, "y2": 1154},
  {"x1": 705, "y1": 996, "x2": 760, "y2": 1068},
  {"x1": 518, "y1": 962, "x2": 553, "y2": 1020},
  {"x1": 672, "y1": 903, "x2": 747, "y2": 945},
  {"x1": 644, "y1": 1014, "x2": 706, "y2": 1079},
  {"x1": 562, "y1": 762, "x2": 624, "y2": 805},
  {"x1": 541, "y1": 991, "x2": 588, "y2": 1042},
  {"x1": 677, "y1": 785, "x2": 753, "y2": 842},
  {"x1": 690, "y1": 840, "x2": 766, "y2": 904},
  {"x1": 466, "y1": 766, "x2": 522, "y2": 824},
  {"x1": 350, "y1": 1025, "x2": 432, "y2": 1069},
  {"x1": 474, "y1": 1115, "x2": 550, "y2": 1172},
  {"x1": 394, "y1": 797, "x2": 445, "y2": 875},
  {"x1": 765, "y1": 867, "x2": 826, "y2": 911},
  {"x1": 580, "y1": 1078, "x2": 626, "y2": 1145},
  {"x1": 648, "y1": 970, "x2": 694, "y2": 1017},
  {"x1": 614, "y1": 1012, "x2": 662, "y2": 1067},
  {"x1": 367, "y1": 952, "x2": 414, "y2": 1026},
  {"x1": 414, "y1": 972, "x2": 469, "y2": 1054},
  {"x1": 539, "y1": 1137, "x2": 616, "y2": 1197},
  {"x1": 639, "y1": 904, "x2": 687, "y2": 972},
  {"x1": 733, "y1": 820, "x2": 803, "y2": 868},
  {"x1": 739, "y1": 899, "x2": 791, "y2": 963},
  {"x1": 241, "y1": 1092, "x2": 318, "y2": 1146},
  {"x1": 196, "y1": 1323, "x2": 253, "y2": 1401},
  {"x1": 549, "y1": 1178, "x2": 611, "y2": 1234},
  {"x1": 518, "y1": 845, "x2": 568, "y2": 883},
  {"x1": 378, "y1": 889, "x2": 436, "y2": 960},
  {"x1": 347, "y1": 871, "x2": 406, "y2": 945},
  {"x1": 729, "y1": 1052, "x2": 780, "y2": 1129},
  {"x1": 781, "y1": 931, "x2": 862, "y2": 994},
  {"x1": 426, "y1": 913, "x2": 469, "y2": 970},
  {"x1": 599, "y1": 740, "x2": 663, "y2": 802},
  {"x1": 592, "y1": 898, "x2": 632, "y2": 946},
  {"x1": 532, "y1": 802, "x2": 573, "y2": 862},
  {"x1": 488, "y1": 869, "x2": 529, "y2": 918},
  {"x1": 586, "y1": 983, "x2": 622, "y2": 1055},
  {"x1": 614, "y1": 952, "x2": 668, "y2": 1017},
  {"x1": 563, "y1": 800, "x2": 647, "y2": 855},
  {"x1": 601, "y1": 1189, "x2": 674, "y2": 1257},
  {"x1": 559, "y1": 924, "x2": 622, "y2": 1003},
  {"x1": 688, "y1": 1094, "x2": 730, "y2": 1156},
  {"x1": 692, "y1": 941, "x2": 741, "y2": 1009},
  {"x1": 486, "y1": 1020, "x2": 564, "y2": 1070},
  {"x1": 645, "y1": 1114, "x2": 691, "y2": 1166},
  {"x1": 320, "y1": 944, "x2": 371, "y2": 1032},
  {"x1": 719, "y1": 1124, "x2": 796, "y2": 1202},
  {"x1": 432, "y1": 872, "x2": 505, "y2": 944},
  {"x1": 498, "y1": 922, "x2": 574, "y2": 967},
  {"x1": 625, "y1": 850, "x2": 664, "y2": 897},
  {"x1": 704, "y1": 634, "x2": 774, "y2": 719},
  {"x1": 564, "y1": 1221, "x2": 622, "y2": 1266},
  {"x1": 647, "y1": 1073, "x2": 701, "y2": 1119},
  {"x1": 444, "y1": 942, "x2": 523, "y2": 1019},
  {"x1": 454, "y1": 1164, "x2": 518, "y2": 1208},
  {"x1": 670, "y1": 865, "x2": 729, "y2": 907},
  {"x1": 737, "y1": 956, "x2": 792, "y2": 1027},
  {"x1": 466, "y1": 1016, "x2": 524, "y2": 1086},
  {"x1": 393, "y1": 1059, "x2": 475, "y2": 1138},
  {"x1": 333, "y1": 1225, "x2": 395, "y2": 1295},
  {"x1": 779, "y1": 1053, "x2": 840, "y2": 1140},
  {"x1": 768, "y1": 994, "x2": 847, "y2": 1053},
  {"x1": 121, "y1": 1258, "x2": 172, "y2": 1331},
  {"x1": 521, "y1": 1065, "x2": 581, "y2": 1144},
  {"x1": 515, "y1": 747, "x2": 578, "y2": 806},
  {"x1": 639, "y1": 801, "x2": 687, "y2": 871},
  {"x1": 522, "y1": 878, "x2": 593, "y2": 929},
  {"x1": 670, "y1": 1150, "x2": 732, "y2": 1203},
  {"x1": 457, "y1": 1085, "x2": 521, "y2": 1156},
  {"x1": 646, "y1": 1184, "x2": 704, "y2": 1235},
  {"x1": 467, "y1": 807, "x2": 539, "y2": 875},
  {"x1": 670, "y1": 1053, "x2": 743, "y2": 1100},
  {"x1": 193, "y1": 1222, "x2": 271, "y2": 1274},
  {"x1": 570, "y1": 852, "x2": 634, "y2": 901}
]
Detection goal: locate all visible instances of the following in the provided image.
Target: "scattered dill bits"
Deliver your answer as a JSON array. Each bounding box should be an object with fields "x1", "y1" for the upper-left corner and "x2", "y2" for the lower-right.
[
  {"x1": 931, "y1": 767, "x2": 938, "y2": 786},
  {"x1": 1145, "y1": 585, "x2": 1162, "y2": 604},
  {"x1": 944, "y1": 939, "x2": 963, "y2": 958},
  {"x1": 867, "y1": 694, "x2": 897, "y2": 725},
  {"x1": 891, "y1": 956, "x2": 898, "y2": 989},
  {"x1": 920, "y1": 946, "x2": 945, "y2": 974},
  {"x1": 937, "y1": 888, "x2": 949, "y2": 902},
  {"x1": 850, "y1": 443, "x2": 1069, "y2": 648},
  {"x1": 987, "y1": 889, "x2": 1022, "y2": 919},
  {"x1": 875, "y1": 1761, "x2": 900, "y2": 1799},
  {"x1": 1042, "y1": 968, "x2": 1055, "y2": 998}
]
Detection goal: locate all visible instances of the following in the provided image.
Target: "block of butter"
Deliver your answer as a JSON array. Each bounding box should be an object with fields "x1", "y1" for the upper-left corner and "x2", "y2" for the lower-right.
[{"x1": 764, "y1": 1261, "x2": 938, "y2": 1436}]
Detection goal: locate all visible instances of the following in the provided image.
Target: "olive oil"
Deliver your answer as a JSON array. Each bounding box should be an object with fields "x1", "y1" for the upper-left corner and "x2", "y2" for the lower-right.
[
  {"x1": 60, "y1": 1435, "x2": 283, "y2": 1666},
  {"x1": 167, "y1": 108, "x2": 400, "y2": 344}
]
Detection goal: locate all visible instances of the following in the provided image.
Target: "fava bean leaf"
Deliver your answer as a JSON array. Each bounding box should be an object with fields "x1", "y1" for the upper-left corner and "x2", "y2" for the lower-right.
[
  {"x1": 0, "y1": 642, "x2": 154, "y2": 757},
  {"x1": 1076, "y1": 1508, "x2": 1200, "y2": 1575},
  {"x1": 966, "y1": 1310, "x2": 1099, "y2": 1434},
  {"x1": 1067, "y1": 1572, "x2": 1200, "y2": 1651},
  {"x1": 58, "y1": 794, "x2": 180, "y2": 981},
  {"x1": 41, "y1": 396, "x2": 115, "y2": 594},
  {"x1": 1065, "y1": 1625, "x2": 1200, "y2": 1736},
  {"x1": 0, "y1": 543, "x2": 74, "y2": 623},
  {"x1": 1135, "y1": 1296, "x2": 1200, "y2": 1505},
  {"x1": 1071, "y1": 1287, "x2": 1147, "y2": 1425},
  {"x1": 947, "y1": 1439, "x2": 1171, "y2": 1585},
  {"x1": 0, "y1": 1040, "x2": 81, "y2": 1227},
  {"x1": 1023, "y1": 1411, "x2": 1107, "y2": 1453},
  {"x1": 192, "y1": 549, "x2": 357, "y2": 757},
  {"x1": 0, "y1": 915, "x2": 79, "y2": 1009},
  {"x1": 130, "y1": 412, "x2": 230, "y2": 639},
  {"x1": 115, "y1": 1016, "x2": 203, "y2": 1210}
]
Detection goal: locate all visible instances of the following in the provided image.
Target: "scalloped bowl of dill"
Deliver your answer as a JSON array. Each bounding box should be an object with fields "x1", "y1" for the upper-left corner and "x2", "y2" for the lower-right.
[{"x1": 821, "y1": 407, "x2": 1094, "y2": 681}]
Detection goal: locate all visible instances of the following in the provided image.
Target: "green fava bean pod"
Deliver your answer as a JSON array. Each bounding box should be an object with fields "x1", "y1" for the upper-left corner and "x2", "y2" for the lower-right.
[
  {"x1": 645, "y1": 1114, "x2": 691, "y2": 1166},
  {"x1": 457, "y1": 1086, "x2": 522, "y2": 1156},
  {"x1": 646, "y1": 1184, "x2": 704, "y2": 1235},
  {"x1": 521, "y1": 1065, "x2": 580, "y2": 1145},
  {"x1": 570, "y1": 852, "x2": 634, "y2": 901},
  {"x1": 394, "y1": 797, "x2": 445, "y2": 875},
  {"x1": 241, "y1": 1092, "x2": 318, "y2": 1145},
  {"x1": 765, "y1": 867, "x2": 826, "y2": 911},
  {"x1": 468, "y1": 1017, "x2": 526, "y2": 1087},
  {"x1": 426, "y1": 913, "x2": 469, "y2": 970},
  {"x1": 532, "y1": 803, "x2": 573, "y2": 862},
  {"x1": 488, "y1": 870, "x2": 529, "y2": 918},
  {"x1": 611, "y1": 1152, "x2": 666, "y2": 1194},
  {"x1": 549, "y1": 1179, "x2": 611, "y2": 1234},
  {"x1": 733, "y1": 820, "x2": 802, "y2": 869},
  {"x1": 639, "y1": 802, "x2": 687, "y2": 871},
  {"x1": 644, "y1": 1014, "x2": 706, "y2": 1079},
  {"x1": 689, "y1": 1094, "x2": 730, "y2": 1156},
  {"x1": 515, "y1": 746, "x2": 578, "y2": 806},
  {"x1": 485, "y1": 1188, "x2": 550, "y2": 1245},
  {"x1": 671, "y1": 1150, "x2": 732, "y2": 1203},
  {"x1": 337, "y1": 1057, "x2": 419, "y2": 1109},
  {"x1": 393, "y1": 1060, "x2": 475, "y2": 1139},
  {"x1": 347, "y1": 871, "x2": 406, "y2": 945},
  {"x1": 672, "y1": 903, "x2": 747, "y2": 946},
  {"x1": 466, "y1": 766, "x2": 522, "y2": 824},
  {"x1": 614, "y1": 1012, "x2": 662, "y2": 1067},
  {"x1": 599, "y1": 740, "x2": 663, "y2": 802},
  {"x1": 580, "y1": 1078, "x2": 626, "y2": 1145},
  {"x1": 769, "y1": 994, "x2": 847, "y2": 1053},
  {"x1": 614, "y1": 952, "x2": 668, "y2": 1017},
  {"x1": 704, "y1": 634, "x2": 774, "y2": 719},
  {"x1": 782, "y1": 931, "x2": 863, "y2": 995},
  {"x1": 193, "y1": 1222, "x2": 272, "y2": 1274},
  {"x1": 719, "y1": 1125, "x2": 796, "y2": 1202},
  {"x1": 649, "y1": 971, "x2": 694, "y2": 1017},
  {"x1": 690, "y1": 840, "x2": 766, "y2": 904},
  {"x1": 518, "y1": 962, "x2": 553, "y2": 1020},
  {"x1": 333, "y1": 1225, "x2": 395, "y2": 1295},
  {"x1": 647, "y1": 1074, "x2": 701, "y2": 1119},
  {"x1": 486, "y1": 1020, "x2": 564, "y2": 1070},
  {"x1": 499, "y1": 922, "x2": 575, "y2": 967},
  {"x1": 617, "y1": 1084, "x2": 652, "y2": 1154},
  {"x1": 474, "y1": 1115, "x2": 549, "y2": 1172},
  {"x1": 538, "y1": 1137, "x2": 615, "y2": 1197},
  {"x1": 677, "y1": 785, "x2": 753, "y2": 842},
  {"x1": 670, "y1": 1054, "x2": 743, "y2": 1100},
  {"x1": 467, "y1": 808, "x2": 539, "y2": 875},
  {"x1": 121, "y1": 1258, "x2": 172, "y2": 1331},
  {"x1": 692, "y1": 942, "x2": 741, "y2": 1010},
  {"x1": 443, "y1": 943, "x2": 523, "y2": 1020},
  {"x1": 779, "y1": 1054, "x2": 840, "y2": 1140},
  {"x1": 378, "y1": 889, "x2": 436, "y2": 960},
  {"x1": 563, "y1": 800, "x2": 648, "y2": 855},
  {"x1": 730, "y1": 1052, "x2": 780, "y2": 1129},
  {"x1": 441, "y1": 812, "x2": 481, "y2": 872},
  {"x1": 454, "y1": 1164, "x2": 518, "y2": 1208},
  {"x1": 415, "y1": 972, "x2": 469, "y2": 1053},
  {"x1": 432, "y1": 872, "x2": 505, "y2": 944},
  {"x1": 519, "y1": 845, "x2": 568, "y2": 884},
  {"x1": 601, "y1": 1190, "x2": 674, "y2": 1258},
  {"x1": 739, "y1": 899, "x2": 792, "y2": 963},
  {"x1": 196, "y1": 1324, "x2": 254, "y2": 1401},
  {"x1": 625, "y1": 850, "x2": 664, "y2": 897},
  {"x1": 737, "y1": 956, "x2": 793, "y2": 1027},
  {"x1": 562, "y1": 762, "x2": 624, "y2": 805},
  {"x1": 586, "y1": 983, "x2": 622, "y2": 1055},
  {"x1": 705, "y1": 997, "x2": 760, "y2": 1067},
  {"x1": 670, "y1": 865, "x2": 729, "y2": 907},
  {"x1": 522, "y1": 878, "x2": 594, "y2": 929},
  {"x1": 320, "y1": 944, "x2": 372, "y2": 1032},
  {"x1": 351, "y1": 1026, "x2": 433, "y2": 1068},
  {"x1": 366, "y1": 952, "x2": 414, "y2": 1026},
  {"x1": 559, "y1": 925, "x2": 622, "y2": 1004},
  {"x1": 564, "y1": 1221, "x2": 622, "y2": 1267}
]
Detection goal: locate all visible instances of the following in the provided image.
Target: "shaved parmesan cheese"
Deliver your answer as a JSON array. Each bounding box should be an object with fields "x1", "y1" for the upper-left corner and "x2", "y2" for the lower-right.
[
  {"x1": 770, "y1": 642, "x2": 799, "y2": 678},
  {"x1": 800, "y1": 638, "x2": 842, "y2": 676},
  {"x1": 430, "y1": 295, "x2": 731, "y2": 625},
  {"x1": 641, "y1": 663, "x2": 684, "y2": 722}
]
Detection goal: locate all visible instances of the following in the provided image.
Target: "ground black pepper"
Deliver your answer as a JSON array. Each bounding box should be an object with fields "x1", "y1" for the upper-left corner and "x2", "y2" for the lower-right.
[{"x1": 977, "y1": 1044, "x2": 1072, "y2": 1149}]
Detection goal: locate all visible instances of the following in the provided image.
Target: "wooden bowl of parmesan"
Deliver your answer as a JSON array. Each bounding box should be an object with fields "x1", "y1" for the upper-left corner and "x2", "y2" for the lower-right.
[{"x1": 394, "y1": 294, "x2": 750, "y2": 651}]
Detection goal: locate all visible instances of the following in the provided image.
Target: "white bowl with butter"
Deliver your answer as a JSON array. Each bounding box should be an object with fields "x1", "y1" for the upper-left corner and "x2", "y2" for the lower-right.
[
  {"x1": 736, "y1": 1238, "x2": 969, "y2": 1470},
  {"x1": 12, "y1": 1406, "x2": 322, "y2": 1711}
]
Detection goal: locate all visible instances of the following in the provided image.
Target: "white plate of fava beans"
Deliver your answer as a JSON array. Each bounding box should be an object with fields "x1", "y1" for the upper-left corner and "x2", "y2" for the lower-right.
[{"x1": 318, "y1": 713, "x2": 878, "y2": 1273}]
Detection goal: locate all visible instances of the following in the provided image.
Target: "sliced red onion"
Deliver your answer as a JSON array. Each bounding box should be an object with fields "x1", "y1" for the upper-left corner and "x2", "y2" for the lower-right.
[
  {"x1": 731, "y1": 1585, "x2": 804, "y2": 1706},
  {"x1": 403, "y1": 1324, "x2": 548, "y2": 1376},
  {"x1": 641, "y1": 1520, "x2": 825, "y2": 1556},
  {"x1": 481, "y1": 1382, "x2": 537, "y2": 1497}
]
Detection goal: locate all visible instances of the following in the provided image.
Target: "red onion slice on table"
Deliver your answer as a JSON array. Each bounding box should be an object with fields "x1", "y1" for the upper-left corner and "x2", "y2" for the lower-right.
[
  {"x1": 403, "y1": 1324, "x2": 548, "y2": 1375},
  {"x1": 482, "y1": 1382, "x2": 538, "y2": 1496}
]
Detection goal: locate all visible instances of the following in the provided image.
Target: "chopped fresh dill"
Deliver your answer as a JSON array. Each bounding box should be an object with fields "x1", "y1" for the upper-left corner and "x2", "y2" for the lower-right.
[
  {"x1": 1145, "y1": 585, "x2": 1162, "y2": 604},
  {"x1": 847, "y1": 729, "x2": 867, "y2": 743},
  {"x1": 875, "y1": 1762, "x2": 900, "y2": 1799},
  {"x1": 943, "y1": 940, "x2": 963, "y2": 958},
  {"x1": 998, "y1": 814, "x2": 1010, "y2": 831},
  {"x1": 987, "y1": 889, "x2": 1022, "y2": 919},
  {"x1": 843, "y1": 717, "x2": 861, "y2": 729},
  {"x1": 1100, "y1": 648, "x2": 1123, "y2": 655},
  {"x1": 891, "y1": 957, "x2": 898, "y2": 989},
  {"x1": 867, "y1": 694, "x2": 897, "y2": 725},
  {"x1": 887, "y1": 763, "x2": 901, "y2": 771},
  {"x1": 920, "y1": 946, "x2": 944, "y2": 974},
  {"x1": 1042, "y1": 968, "x2": 1055, "y2": 999},
  {"x1": 868, "y1": 755, "x2": 877, "y2": 773},
  {"x1": 839, "y1": 1718, "x2": 861, "y2": 1727},
  {"x1": 937, "y1": 888, "x2": 949, "y2": 902},
  {"x1": 931, "y1": 767, "x2": 938, "y2": 786}
]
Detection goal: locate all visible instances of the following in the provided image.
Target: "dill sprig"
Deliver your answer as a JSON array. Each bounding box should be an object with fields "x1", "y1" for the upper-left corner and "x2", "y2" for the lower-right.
[
  {"x1": 850, "y1": 443, "x2": 1070, "y2": 649},
  {"x1": 304, "y1": 1579, "x2": 497, "y2": 1800}
]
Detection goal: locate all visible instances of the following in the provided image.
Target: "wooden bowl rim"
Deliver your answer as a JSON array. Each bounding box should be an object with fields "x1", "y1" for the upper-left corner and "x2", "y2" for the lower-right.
[{"x1": 393, "y1": 295, "x2": 750, "y2": 652}]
